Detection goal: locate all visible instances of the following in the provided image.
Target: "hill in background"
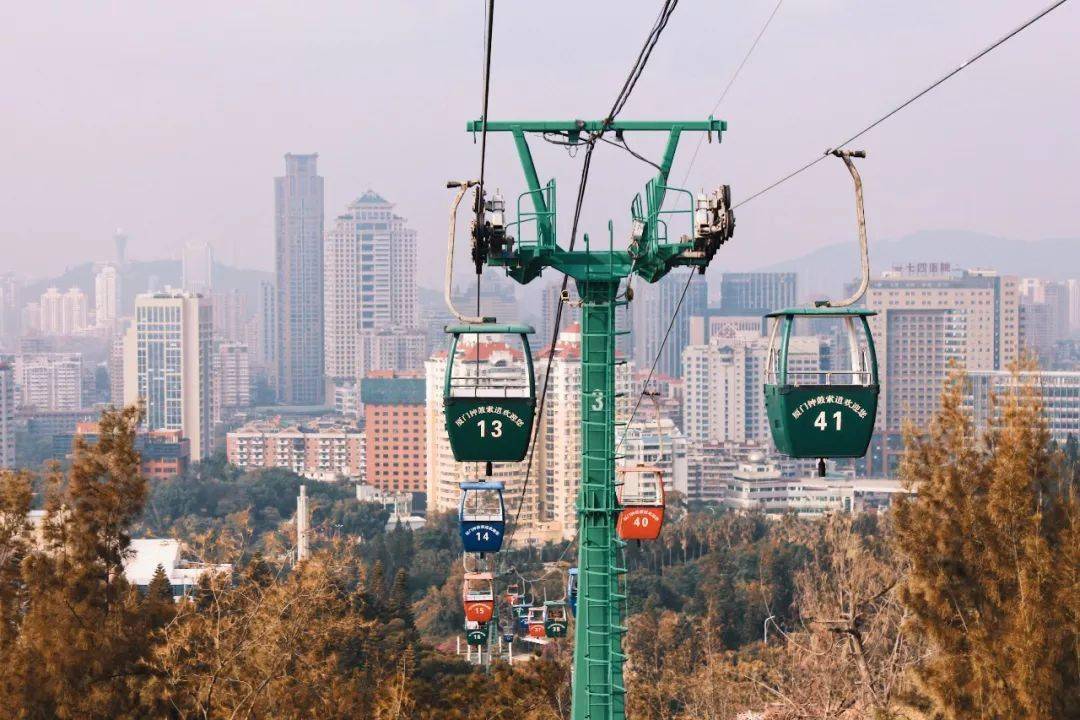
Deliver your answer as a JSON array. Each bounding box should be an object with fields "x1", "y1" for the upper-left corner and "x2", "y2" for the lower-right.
[{"x1": 755, "y1": 229, "x2": 1080, "y2": 302}]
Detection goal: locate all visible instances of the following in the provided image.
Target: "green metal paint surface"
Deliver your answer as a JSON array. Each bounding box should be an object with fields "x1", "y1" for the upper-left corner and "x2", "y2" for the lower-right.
[
  {"x1": 460, "y1": 118, "x2": 722, "y2": 720},
  {"x1": 444, "y1": 397, "x2": 536, "y2": 463},
  {"x1": 570, "y1": 278, "x2": 628, "y2": 720},
  {"x1": 764, "y1": 384, "x2": 879, "y2": 458},
  {"x1": 466, "y1": 624, "x2": 489, "y2": 646}
]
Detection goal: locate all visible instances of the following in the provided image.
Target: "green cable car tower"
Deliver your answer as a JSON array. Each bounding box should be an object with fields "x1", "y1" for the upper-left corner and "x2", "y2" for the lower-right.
[{"x1": 449, "y1": 118, "x2": 733, "y2": 720}]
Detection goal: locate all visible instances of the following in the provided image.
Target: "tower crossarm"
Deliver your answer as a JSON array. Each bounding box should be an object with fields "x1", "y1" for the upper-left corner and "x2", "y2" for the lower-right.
[{"x1": 464, "y1": 118, "x2": 728, "y2": 285}]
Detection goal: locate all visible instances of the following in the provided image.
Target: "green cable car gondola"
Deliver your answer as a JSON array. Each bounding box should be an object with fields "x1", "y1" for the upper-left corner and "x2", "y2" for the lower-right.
[
  {"x1": 465, "y1": 620, "x2": 489, "y2": 646},
  {"x1": 443, "y1": 322, "x2": 536, "y2": 463},
  {"x1": 764, "y1": 307, "x2": 879, "y2": 464},
  {"x1": 543, "y1": 600, "x2": 569, "y2": 638}
]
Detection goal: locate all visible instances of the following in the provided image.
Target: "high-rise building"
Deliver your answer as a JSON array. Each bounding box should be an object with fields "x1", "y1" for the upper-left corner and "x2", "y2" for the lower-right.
[
  {"x1": 39, "y1": 287, "x2": 88, "y2": 336},
  {"x1": 682, "y1": 334, "x2": 820, "y2": 445},
  {"x1": 631, "y1": 272, "x2": 706, "y2": 379},
  {"x1": 94, "y1": 265, "x2": 119, "y2": 329},
  {"x1": 108, "y1": 326, "x2": 127, "y2": 406},
  {"x1": 113, "y1": 229, "x2": 128, "y2": 268},
  {"x1": 1018, "y1": 278, "x2": 1070, "y2": 363},
  {"x1": 617, "y1": 416, "x2": 689, "y2": 496},
  {"x1": 214, "y1": 341, "x2": 251, "y2": 421},
  {"x1": 534, "y1": 323, "x2": 632, "y2": 537},
  {"x1": 324, "y1": 191, "x2": 418, "y2": 384},
  {"x1": 1068, "y1": 278, "x2": 1080, "y2": 335},
  {"x1": 15, "y1": 353, "x2": 83, "y2": 411},
  {"x1": 182, "y1": 241, "x2": 213, "y2": 295},
  {"x1": 539, "y1": 280, "x2": 580, "y2": 346},
  {"x1": 0, "y1": 361, "x2": 14, "y2": 468},
  {"x1": 965, "y1": 370, "x2": 1079, "y2": 444},
  {"x1": 865, "y1": 267, "x2": 1020, "y2": 431},
  {"x1": 0, "y1": 273, "x2": 22, "y2": 344},
  {"x1": 275, "y1": 153, "x2": 324, "y2": 405},
  {"x1": 123, "y1": 291, "x2": 214, "y2": 461},
  {"x1": 718, "y1": 272, "x2": 797, "y2": 313},
  {"x1": 257, "y1": 280, "x2": 276, "y2": 369},
  {"x1": 211, "y1": 288, "x2": 249, "y2": 344},
  {"x1": 361, "y1": 372, "x2": 426, "y2": 493}
]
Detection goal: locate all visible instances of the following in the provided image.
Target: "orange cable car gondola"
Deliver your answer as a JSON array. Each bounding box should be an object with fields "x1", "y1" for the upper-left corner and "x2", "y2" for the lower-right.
[
  {"x1": 462, "y1": 572, "x2": 495, "y2": 623},
  {"x1": 616, "y1": 392, "x2": 667, "y2": 542},
  {"x1": 526, "y1": 606, "x2": 547, "y2": 639},
  {"x1": 616, "y1": 465, "x2": 666, "y2": 541}
]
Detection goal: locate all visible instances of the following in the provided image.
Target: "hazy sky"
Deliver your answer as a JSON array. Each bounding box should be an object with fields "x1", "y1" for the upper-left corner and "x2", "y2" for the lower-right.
[{"x1": 2, "y1": 1, "x2": 1077, "y2": 289}]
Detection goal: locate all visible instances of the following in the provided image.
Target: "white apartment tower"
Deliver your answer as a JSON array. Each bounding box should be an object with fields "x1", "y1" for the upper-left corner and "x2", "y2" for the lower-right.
[
  {"x1": 94, "y1": 265, "x2": 119, "y2": 329},
  {"x1": 682, "y1": 335, "x2": 820, "y2": 445},
  {"x1": 15, "y1": 353, "x2": 83, "y2": 411},
  {"x1": 123, "y1": 291, "x2": 214, "y2": 461},
  {"x1": 534, "y1": 324, "x2": 632, "y2": 537},
  {"x1": 324, "y1": 191, "x2": 418, "y2": 382},
  {"x1": 214, "y1": 341, "x2": 251, "y2": 420},
  {"x1": 40, "y1": 287, "x2": 89, "y2": 336}
]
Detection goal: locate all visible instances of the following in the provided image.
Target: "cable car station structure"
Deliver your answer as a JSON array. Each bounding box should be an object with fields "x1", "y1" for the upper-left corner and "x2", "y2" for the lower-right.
[{"x1": 444, "y1": 118, "x2": 734, "y2": 720}]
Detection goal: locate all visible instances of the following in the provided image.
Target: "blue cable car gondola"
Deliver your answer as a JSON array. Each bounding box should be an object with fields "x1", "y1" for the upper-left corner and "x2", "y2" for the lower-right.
[
  {"x1": 566, "y1": 568, "x2": 579, "y2": 618},
  {"x1": 458, "y1": 481, "x2": 506, "y2": 553}
]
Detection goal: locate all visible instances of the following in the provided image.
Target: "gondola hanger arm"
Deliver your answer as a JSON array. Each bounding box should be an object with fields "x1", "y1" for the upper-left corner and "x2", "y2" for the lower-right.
[
  {"x1": 444, "y1": 180, "x2": 491, "y2": 323},
  {"x1": 817, "y1": 150, "x2": 869, "y2": 309}
]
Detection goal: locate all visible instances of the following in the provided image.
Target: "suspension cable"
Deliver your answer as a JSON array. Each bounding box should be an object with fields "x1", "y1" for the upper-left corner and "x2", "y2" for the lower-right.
[
  {"x1": 616, "y1": 268, "x2": 695, "y2": 454},
  {"x1": 733, "y1": 0, "x2": 1072, "y2": 210},
  {"x1": 617, "y1": 0, "x2": 784, "y2": 449},
  {"x1": 475, "y1": 0, "x2": 496, "y2": 320},
  {"x1": 504, "y1": 0, "x2": 681, "y2": 547},
  {"x1": 681, "y1": 0, "x2": 785, "y2": 185}
]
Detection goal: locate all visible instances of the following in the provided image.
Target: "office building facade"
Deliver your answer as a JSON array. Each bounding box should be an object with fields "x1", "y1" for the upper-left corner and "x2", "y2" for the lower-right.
[
  {"x1": 275, "y1": 153, "x2": 324, "y2": 404},
  {"x1": 865, "y1": 267, "x2": 1019, "y2": 431},
  {"x1": 123, "y1": 291, "x2": 214, "y2": 461}
]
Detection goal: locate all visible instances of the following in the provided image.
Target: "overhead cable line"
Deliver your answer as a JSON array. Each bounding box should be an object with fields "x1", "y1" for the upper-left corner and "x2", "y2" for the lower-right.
[
  {"x1": 504, "y1": 0, "x2": 681, "y2": 546},
  {"x1": 616, "y1": 268, "x2": 695, "y2": 454},
  {"x1": 474, "y1": 0, "x2": 496, "y2": 318},
  {"x1": 733, "y1": 0, "x2": 1072, "y2": 210},
  {"x1": 619, "y1": 0, "x2": 786, "y2": 447},
  {"x1": 681, "y1": 0, "x2": 785, "y2": 186}
]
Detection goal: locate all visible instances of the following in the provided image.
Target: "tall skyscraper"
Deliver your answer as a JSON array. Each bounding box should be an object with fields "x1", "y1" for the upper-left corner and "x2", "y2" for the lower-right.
[
  {"x1": 0, "y1": 361, "x2": 14, "y2": 468},
  {"x1": 275, "y1": 153, "x2": 324, "y2": 405},
  {"x1": 257, "y1": 280, "x2": 276, "y2": 369},
  {"x1": 113, "y1": 229, "x2": 128, "y2": 268},
  {"x1": 631, "y1": 272, "x2": 706, "y2": 379},
  {"x1": 182, "y1": 241, "x2": 213, "y2": 295},
  {"x1": 123, "y1": 291, "x2": 213, "y2": 461},
  {"x1": 718, "y1": 272, "x2": 797, "y2": 313},
  {"x1": 15, "y1": 353, "x2": 83, "y2": 411},
  {"x1": 323, "y1": 191, "x2": 418, "y2": 383},
  {"x1": 94, "y1": 265, "x2": 119, "y2": 329},
  {"x1": 865, "y1": 267, "x2": 1019, "y2": 431}
]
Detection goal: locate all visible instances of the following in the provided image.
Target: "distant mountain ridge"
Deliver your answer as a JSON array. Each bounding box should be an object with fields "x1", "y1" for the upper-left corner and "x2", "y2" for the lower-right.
[{"x1": 754, "y1": 230, "x2": 1080, "y2": 301}]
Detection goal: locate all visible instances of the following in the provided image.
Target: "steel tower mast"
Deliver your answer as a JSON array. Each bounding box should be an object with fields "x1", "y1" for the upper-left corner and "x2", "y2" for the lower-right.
[{"x1": 459, "y1": 118, "x2": 732, "y2": 720}]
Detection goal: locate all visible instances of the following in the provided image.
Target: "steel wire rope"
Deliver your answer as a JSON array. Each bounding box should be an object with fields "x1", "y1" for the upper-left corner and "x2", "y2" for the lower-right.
[
  {"x1": 732, "y1": 0, "x2": 1072, "y2": 210},
  {"x1": 616, "y1": 0, "x2": 787, "y2": 449},
  {"x1": 502, "y1": 0, "x2": 681, "y2": 550}
]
